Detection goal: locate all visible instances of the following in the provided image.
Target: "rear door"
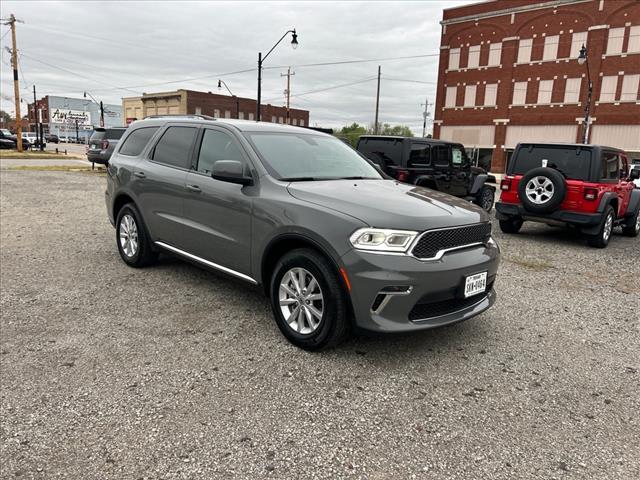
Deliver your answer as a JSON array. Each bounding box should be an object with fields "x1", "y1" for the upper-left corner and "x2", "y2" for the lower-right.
[
  {"x1": 130, "y1": 124, "x2": 197, "y2": 248},
  {"x1": 181, "y1": 127, "x2": 253, "y2": 276},
  {"x1": 449, "y1": 144, "x2": 472, "y2": 196}
]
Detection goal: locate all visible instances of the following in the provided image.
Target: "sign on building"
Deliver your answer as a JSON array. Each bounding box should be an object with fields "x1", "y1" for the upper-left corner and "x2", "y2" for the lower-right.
[{"x1": 50, "y1": 108, "x2": 92, "y2": 126}]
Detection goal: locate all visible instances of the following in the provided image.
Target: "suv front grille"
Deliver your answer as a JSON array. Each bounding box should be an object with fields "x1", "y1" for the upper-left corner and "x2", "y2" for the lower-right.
[{"x1": 411, "y1": 223, "x2": 491, "y2": 260}]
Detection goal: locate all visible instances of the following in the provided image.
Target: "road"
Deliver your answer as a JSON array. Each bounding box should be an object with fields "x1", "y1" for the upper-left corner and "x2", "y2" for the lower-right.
[{"x1": 1, "y1": 170, "x2": 638, "y2": 479}]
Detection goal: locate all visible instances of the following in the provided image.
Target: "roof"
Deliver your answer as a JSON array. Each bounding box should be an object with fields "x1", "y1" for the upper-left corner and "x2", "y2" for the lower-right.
[
  {"x1": 129, "y1": 115, "x2": 325, "y2": 135},
  {"x1": 358, "y1": 135, "x2": 457, "y2": 145},
  {"x1": 515, "y1": 142, "x2": 624, "y2": 152}
]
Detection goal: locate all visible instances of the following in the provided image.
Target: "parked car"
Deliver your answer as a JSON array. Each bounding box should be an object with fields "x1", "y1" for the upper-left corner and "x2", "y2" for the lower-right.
[
  {"x1": 21, "y1": 132, "x2": 46, "y2": 149},
  {"x1": 106, "y1": 117, "x2": 500, "y2": 350},
  {"x1": 496, "y1": 143, "x2": 640, "y2": 247},
  {"x1": 87, "y1": 127, "x2": 127, "y2": 164},
  {"x1": 356, "y1": 136, "x2": 497, "y2": 212},
  {"x1": 59, "y1": 136, "x2": 69, "y2": 143},
  {"x1": 45, "y1": 134, "x2": 59, "y2": 144},
  {"x1": 0, "y1": 129, "x2": 17, "y2": 149}
]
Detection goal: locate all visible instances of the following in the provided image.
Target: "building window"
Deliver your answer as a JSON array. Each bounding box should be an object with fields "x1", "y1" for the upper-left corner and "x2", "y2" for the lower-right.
[
  {"x1": 448, "y1": 48, "x2": 460, "y2": 70},
  {"x1": 628, "y1": 26, "x2": 640, "y2": 53},
  {"x1": 570, "y1": 32, "x2": 587, "y2": 59},
  {"x1": 599, "y1": 76, "x2": 618, "y2": 102},
  {"x1": 543, "y1": 35, "x2": 559, "y2": 61},
  {"x1": 278, "y1": 116, "x2": 284, "y2": 124},
  {"x1": 564, "y1": 78, "x2": 582, "y2": 103},
  {"x1": 606, "y1": 27, "x2": 624, "y2": 55},
  {"x1": 292, "y1": 118, "x2": 297, "y2": 125},
  {"x1": 538, "y1": 79, "x2": 553, "y2": 104},
  {"x1": 214, "y1": 109, "x2": 220, "y2": 117},
  {"x1": 464, "y1": 85, "x2": 476, "y2": 107},
  {"x1": 238, "y1": 111, "x2": 245, "y2": 119},
  {"x1": 445, "y1": 86, "x2": 457, "y2": 108},
  {"x1": 299, "y1": 119, "x2": 305, "y2": 127},
  {"x1": 224, "y1": 110, "x2": 231, "y2": 118},
  {"x1": 512, "y1": 81, "x2": 527, "y2": 105},
  {"x1": 488, "y1": 42, "x2": 501, "y2": 66},
  {"x1": 621, "y1": 74, "x2": 640, "y2": 101},
  {"x1": 484, "y1": 83, "x2": 497, "y2": 106},
  {"x1": 248, "y1": 112, "x2": 254, "y2": 121},
  {"x1": 517, "y1": 38, "x2": 532, "y2": 63},
  {"x1": 271, "y1": 115, "x2": 277, "y2": 123},
  {"x1": 195, "y1": 107, "x2": 202, "y2": 115},
  {"x1": 467, "y1": 45, "x2": 480, "y2": 68}
]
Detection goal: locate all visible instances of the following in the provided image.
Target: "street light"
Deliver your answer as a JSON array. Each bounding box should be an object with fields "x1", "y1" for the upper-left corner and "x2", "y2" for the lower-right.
[
  {"x1": 577, "y1": 44, "x2": 592, "y2": 144},
  {"x1": 256, "y1": 28, "x2": 298, "y2": 122},
  {"x1": 83, "y1": 91, "x2": 104, "y2": 128},
  {"x1": 218, "y1": 79, "x2": 240, "y2": 119}
]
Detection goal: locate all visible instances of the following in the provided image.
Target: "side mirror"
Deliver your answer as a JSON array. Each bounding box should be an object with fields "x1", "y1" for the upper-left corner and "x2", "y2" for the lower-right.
[
  {"x1": 629, "y1": 169, "x2": 640, "y2": 181},
  {"x1": 212, "y1": 160, "x2": 253, "y2": 186}
]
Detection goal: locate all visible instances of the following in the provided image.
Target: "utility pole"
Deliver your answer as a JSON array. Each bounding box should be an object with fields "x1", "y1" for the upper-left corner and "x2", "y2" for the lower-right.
[
  {"x1": 99, "y1": 101, "x2": 104, "y2": 127},
  {"x1": 33, "y1": 85, "x2": 39, "y2": 149},
  {"x1": 3, "y1": 14, "x2": 23, "y2": 151},
  {"x1": 421, "y1": 96, "x2": 433, "y2": 138},
  {"x1": 374, "y1": 65, "x2": 381, "y2": 135},
  {"x1": 280, "y1": 67, "x2": 295, "y2": 124}
]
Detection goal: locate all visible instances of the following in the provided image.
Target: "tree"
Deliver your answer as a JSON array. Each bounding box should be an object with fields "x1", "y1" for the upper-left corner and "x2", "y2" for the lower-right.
[
  {"x1": 0, "y1": 110, "x2": 12, "y2": 126},
  {"x1": 376, "y1": 123, "x2": 414, "y2": 137},
  {"x1": 336, "y1": 122, "x2": 368, "y2": 146}
]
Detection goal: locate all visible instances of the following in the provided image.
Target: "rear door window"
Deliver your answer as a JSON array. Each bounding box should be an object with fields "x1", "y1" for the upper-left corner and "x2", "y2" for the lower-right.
[
  {"x1": 512, "y1": 146, "x2": 591, "y2": 180},
  {"x1": 119, "y1": 127, "x2": 159, "y2": 156},
  {"x1": 408, "y1": 143, "x2": 430, "y2": 167},
  {"x1": 196, "y1": 129, "x2": 245, "y2": 175},
  {"x1": 152, "y1": 126, "x2": 198, "y2": 169},
  {"x1": 433, "y1": 146, "x2": 450, "y2": 167},
  {"x1": 601, "y1": 152, "x2": 620, "y2": 180}
]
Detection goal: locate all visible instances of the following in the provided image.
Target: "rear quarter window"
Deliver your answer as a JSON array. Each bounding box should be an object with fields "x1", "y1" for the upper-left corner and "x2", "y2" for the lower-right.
[
  {"x1": 119, "y1": 127, "x2": 159, "y2": 156},
  {"x1": 512, "y1": 146, "x2": 592, "y2": 181},
  {"x1": 357, "y1": 138, "x2": 403, "y2": 167},
  {"x1": 105, "y1": 129, "x2": 126, "y2": 140}
]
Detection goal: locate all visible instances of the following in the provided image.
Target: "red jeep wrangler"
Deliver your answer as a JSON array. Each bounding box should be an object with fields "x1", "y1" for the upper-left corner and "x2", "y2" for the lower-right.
[{"x1": 496, "y1": 143, "x2": 640, "y2": 248}]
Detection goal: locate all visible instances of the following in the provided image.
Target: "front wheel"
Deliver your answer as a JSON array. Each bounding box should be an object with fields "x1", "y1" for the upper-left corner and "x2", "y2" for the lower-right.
[
  {"x1": 475, "y1": 186, "x2": 495, "y2": 213},
  {"x1": 621, "y1": 208, "x2": 640, "y2": 237},
  {"x1": 115, "y1": 203, "x2": 158, "y2": 267},
  {"x1": 499, "y1": 217, "x2": 523, "y2": 234},
  {"x1": 270, "y1": 248, "x2": 350, "y2": 350},
  {"x1": 587, "y1": 206, "x2": 615, "y2": 248}
]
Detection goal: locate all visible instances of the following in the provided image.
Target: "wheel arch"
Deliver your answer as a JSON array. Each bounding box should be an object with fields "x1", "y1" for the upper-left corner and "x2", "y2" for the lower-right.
[
  {"x1": 113, "y1": 192, "x2": 136, "y2": 220},
  {"x1": 597, "y1": 192, "x2": 619, "y2": 216}
]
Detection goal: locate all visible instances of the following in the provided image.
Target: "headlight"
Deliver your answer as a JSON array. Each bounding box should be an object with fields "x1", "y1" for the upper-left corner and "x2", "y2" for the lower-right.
[{"x1": 349, "y1": 228, "x2": 418, "y2": 253}]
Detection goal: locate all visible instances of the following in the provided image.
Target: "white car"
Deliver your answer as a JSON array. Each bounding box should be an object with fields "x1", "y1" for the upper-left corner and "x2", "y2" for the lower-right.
[{"x1": 59, "y1": 136, "x2": 69, "y2": 143}]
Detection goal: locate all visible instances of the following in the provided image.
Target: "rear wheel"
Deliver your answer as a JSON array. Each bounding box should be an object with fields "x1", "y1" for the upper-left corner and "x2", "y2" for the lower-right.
[
  {"x1": 499, "y1": 217, "x2": 523, "y2": 234},
  {"x1": 621, "y1": 208, "x2": 640, "y2": 237},
  {"x1": 269, "y1": 248, "x2": 350, "y2": 350},
  {"x1": 475, "y1": 185, "x2": 495, "y2": 213},
  {"x1": 116, "y1": 203, "x2": 157, "y2": 267},
  {"x1": 587, "y1": 206, "x2": 615, "y2": 248}
]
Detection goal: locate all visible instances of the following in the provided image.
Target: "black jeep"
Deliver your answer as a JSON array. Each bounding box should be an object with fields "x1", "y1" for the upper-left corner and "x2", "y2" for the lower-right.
[{"x1": 356, "y1": 136, "x2": 497, "y2": 212}]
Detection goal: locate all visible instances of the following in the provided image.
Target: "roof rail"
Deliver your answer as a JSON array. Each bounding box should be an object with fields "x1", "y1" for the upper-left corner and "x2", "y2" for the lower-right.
[{"x1": 142, "y1": 114, "x2": 216, "y2": 121}]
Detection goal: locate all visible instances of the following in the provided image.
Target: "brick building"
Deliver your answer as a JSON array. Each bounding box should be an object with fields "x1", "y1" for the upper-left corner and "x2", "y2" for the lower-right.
[
  {"x1": 122, "y1": 89, "x2": 309, "y2": 127},
  {"x1": 433, "y1": 0, "x2": 640, "y2": 173}
]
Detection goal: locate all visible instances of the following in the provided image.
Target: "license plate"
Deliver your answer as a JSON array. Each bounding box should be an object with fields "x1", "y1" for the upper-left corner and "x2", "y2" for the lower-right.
[
  {"x1": 464, "y1": 272, "x2": 487, "y2": 298},
  {"x1": 90, "y1": 145, "x2": 97, "y2": 150}
]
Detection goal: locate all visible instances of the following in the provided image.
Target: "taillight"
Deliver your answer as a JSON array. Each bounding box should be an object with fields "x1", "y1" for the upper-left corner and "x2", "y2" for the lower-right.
[
  {"x1": 584, "y1": 187, "x2": 598, "y2": 201},
  {"x1": 396, "y1": 169, "x2": 409, "y2": 182},
  {"x1": 101, "y1": 139, "x2": 109, "y2": 150},
  {"x1": 500, "y1": 178, "x2": 512, "y2": 191}
]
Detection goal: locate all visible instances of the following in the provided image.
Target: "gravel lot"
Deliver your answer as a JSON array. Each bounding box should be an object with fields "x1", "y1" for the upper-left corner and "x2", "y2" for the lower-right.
[{"x1": 1, "y1": 171, "x2": 638, "y2": 479}]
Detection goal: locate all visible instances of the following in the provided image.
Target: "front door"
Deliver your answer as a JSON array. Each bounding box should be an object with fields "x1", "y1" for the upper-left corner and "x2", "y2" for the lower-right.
[
  {"x1": 181, "y1": 127, "x2": 253, "y2": 277},
  {"x1": 449, "y1": 144, "x2": 471, "y2": 197}
]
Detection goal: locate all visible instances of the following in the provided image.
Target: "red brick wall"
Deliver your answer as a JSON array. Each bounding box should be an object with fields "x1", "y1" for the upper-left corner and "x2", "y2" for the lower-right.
[{"x1": 434, "y1": 0, "x2": 640, "y2": 173}]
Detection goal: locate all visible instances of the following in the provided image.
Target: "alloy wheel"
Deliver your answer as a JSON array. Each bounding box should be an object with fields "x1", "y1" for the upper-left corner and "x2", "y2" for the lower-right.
[
  {"x1": 525, "y1": 176, "x2": 554, "y2": 205},
  {"x1": 603, "y1": 212, "x2": 613, "y2": 242},
  {"x1": 119, "y1": 214, "x2": 139, "y2": 257},
  {"x1": 482, "y1": 189, "x2": 493, "y2": 211},
  {"x1": 278, "y1": 267, "x2": 324, "y2": 334}
]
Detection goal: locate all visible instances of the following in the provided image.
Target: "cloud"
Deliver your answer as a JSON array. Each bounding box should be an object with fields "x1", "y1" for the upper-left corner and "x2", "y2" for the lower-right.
[{"x1": 0, "y1": 0, "x2": 470, "y2": 134}]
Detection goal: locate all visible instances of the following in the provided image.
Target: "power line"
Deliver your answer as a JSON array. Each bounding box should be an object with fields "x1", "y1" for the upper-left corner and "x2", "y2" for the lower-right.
[{"x1": 263, "y1": 76, "x2": 378, "y2": 103}]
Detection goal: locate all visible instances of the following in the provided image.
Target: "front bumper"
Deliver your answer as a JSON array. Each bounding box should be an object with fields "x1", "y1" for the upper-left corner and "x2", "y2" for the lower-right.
[
  {"x1": 495, "y1": 202, "x2": 602, "y2": 227},
  {"x1": 341, "y1": 241, "x2": 500, "y2": 333}
]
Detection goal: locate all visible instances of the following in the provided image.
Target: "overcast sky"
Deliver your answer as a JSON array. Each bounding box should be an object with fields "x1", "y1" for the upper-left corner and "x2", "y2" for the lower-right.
[{"x1": 1, "y1": 0, "x2": 471, "y2": 134}]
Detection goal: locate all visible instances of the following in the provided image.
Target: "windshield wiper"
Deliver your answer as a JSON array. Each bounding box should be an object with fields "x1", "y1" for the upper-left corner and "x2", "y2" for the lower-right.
[
  {"x1": 336, "y1": 176, "x2": 378, "y2": 180},
  {"x1": 281, "y1": 176, "x2": 319, "y2": 182}
]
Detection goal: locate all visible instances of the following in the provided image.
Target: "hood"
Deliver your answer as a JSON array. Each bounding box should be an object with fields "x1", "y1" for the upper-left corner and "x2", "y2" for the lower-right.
[{"x1": 287, "y1": 179, "x2": 487, "y2": 231}]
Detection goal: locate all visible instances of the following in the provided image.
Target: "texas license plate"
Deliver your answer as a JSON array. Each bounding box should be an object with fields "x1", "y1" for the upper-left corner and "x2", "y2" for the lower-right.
[{"x1": 464, "y1": 272, "x2": 487, "y2": 298}]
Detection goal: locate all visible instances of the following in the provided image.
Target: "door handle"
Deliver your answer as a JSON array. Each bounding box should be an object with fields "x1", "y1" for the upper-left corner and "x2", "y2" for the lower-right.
[
  {"x1": 186, "y1": 184, "x2": 201, "y2": 193},
  {"x1": 133, "y1": 171, "x2": 146, "y2": 178}
]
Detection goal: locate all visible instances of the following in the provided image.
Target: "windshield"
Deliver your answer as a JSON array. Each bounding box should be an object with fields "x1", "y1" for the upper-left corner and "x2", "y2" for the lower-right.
[
  {"x1": 512, "y1": 145, "x2": 592, "y2": 181},
  {"x1": 245, "y1": 132, "x2": 382, "y2": 181},
  {"x1": 1, "y1": 129, "x2": 11, "y2": 135}
]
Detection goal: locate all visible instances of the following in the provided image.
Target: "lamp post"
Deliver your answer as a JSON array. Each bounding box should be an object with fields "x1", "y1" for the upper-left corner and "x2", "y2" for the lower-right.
[
  {"x1": 577, "y1": 44, "x2": 592, "y2": 144},
  {"x1": 83, "y1": 91, "x2": 104, "y2": 128},
  {"x1": 218, "y1": 79, "x2": 240, "y2": 119},
  {"x1": 256, "y1": 28, "x2": 298, "y2": 122}
]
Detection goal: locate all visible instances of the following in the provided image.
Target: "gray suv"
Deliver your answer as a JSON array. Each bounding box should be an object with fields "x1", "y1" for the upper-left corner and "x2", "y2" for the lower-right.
[{"x1": 105, "y1": 116, "x2": 500, "y2": 350}]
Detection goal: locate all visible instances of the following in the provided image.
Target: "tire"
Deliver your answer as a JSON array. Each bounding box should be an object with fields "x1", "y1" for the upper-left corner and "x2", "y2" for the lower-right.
[
  {"x1": 269, "y1": 248, "x2": 350, "y2": 350},
  {"x1": 115, "y1": 203, "x2": 158, "y2": 267},
  {"x1": 518, "y1": 167, "x2": 566, "y2": 214},
  {"x1": 587, "y1": 206, "x2": 615, "y2": 248},
  {"x1": 475, "y1": 185, "x2": 495, "y2": 213},
  {"x1": 499, "y1": 217, "x2": 523, "y2": 234},
  {"x1": 621, "y1": 207, "x2": 640, "y2": 237}
]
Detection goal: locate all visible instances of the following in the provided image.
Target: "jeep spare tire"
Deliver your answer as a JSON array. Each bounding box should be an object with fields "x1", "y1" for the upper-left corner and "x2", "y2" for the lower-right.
[{"x1": 518, "y1": 167, "x2": 566, "y2": 214}]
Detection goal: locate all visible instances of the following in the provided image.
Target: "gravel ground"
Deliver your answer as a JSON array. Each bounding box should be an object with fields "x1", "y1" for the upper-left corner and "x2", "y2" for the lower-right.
[{"x1": 1, "y1": 171, "x2": 638, "y2": 480}]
